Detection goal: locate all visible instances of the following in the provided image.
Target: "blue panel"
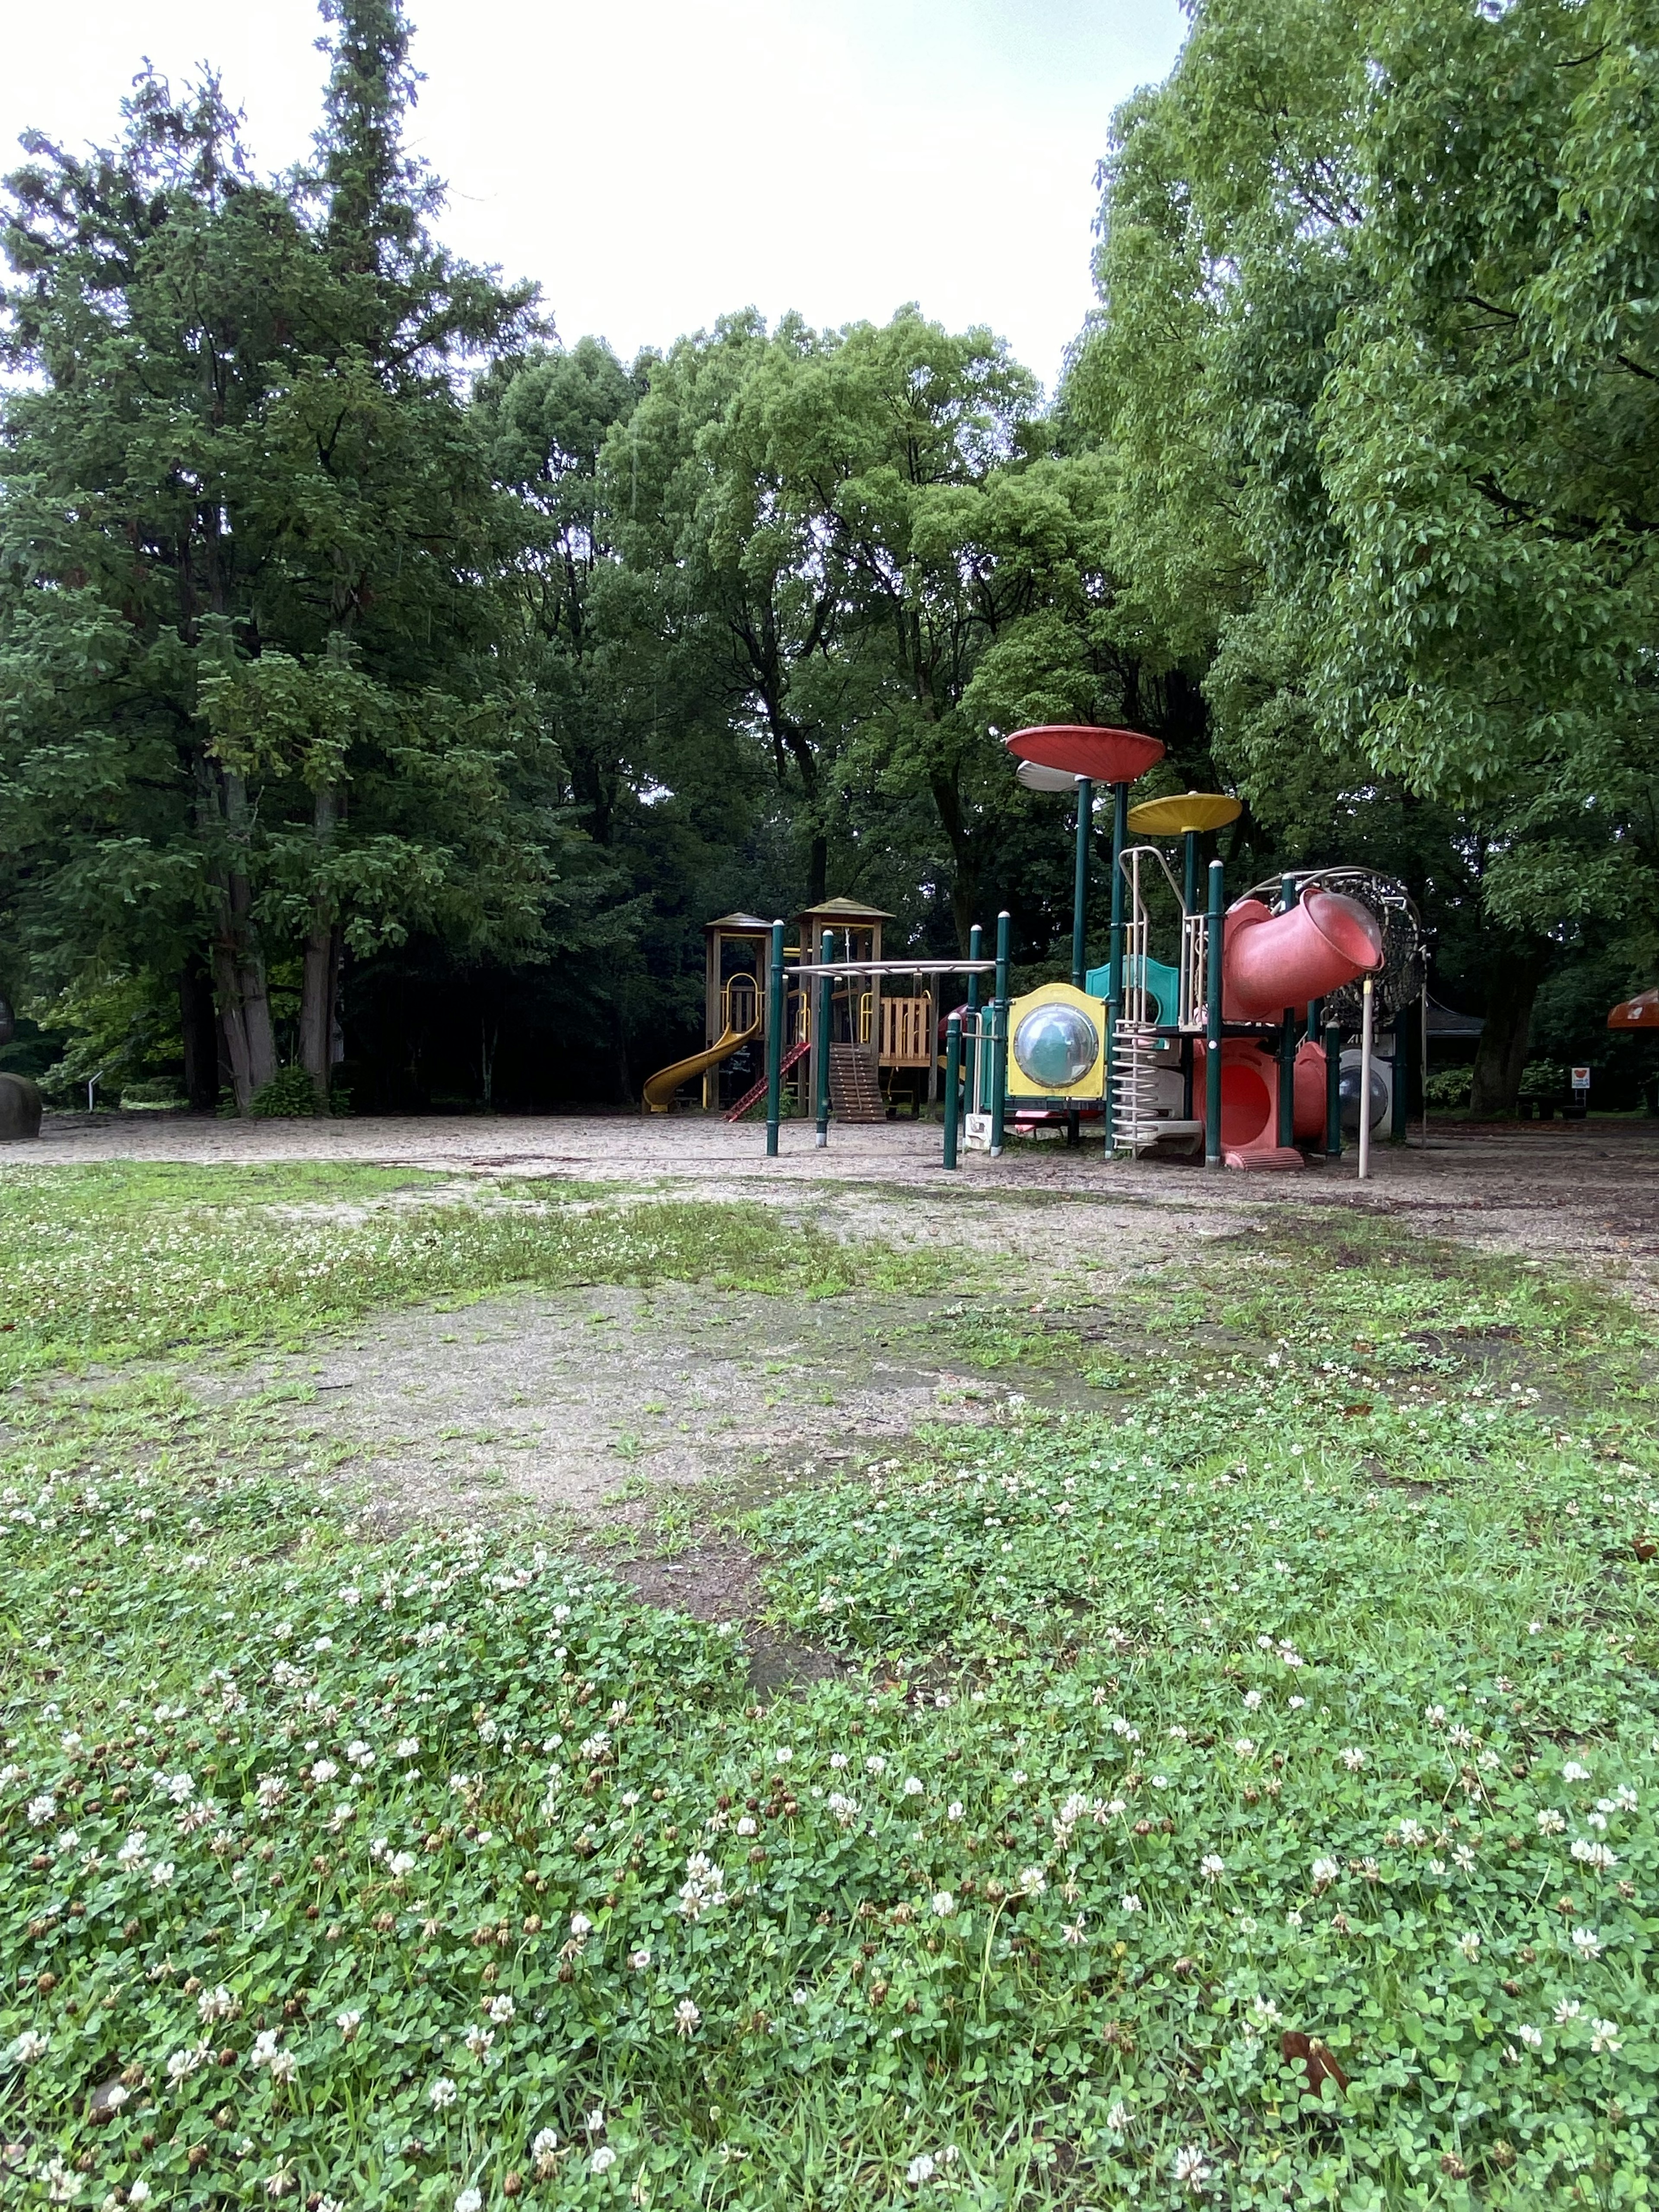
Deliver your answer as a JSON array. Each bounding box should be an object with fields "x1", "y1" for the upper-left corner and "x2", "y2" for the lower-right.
[{"x1": 1086, "y1": 956, "x2": 1181, "y2": 1029}]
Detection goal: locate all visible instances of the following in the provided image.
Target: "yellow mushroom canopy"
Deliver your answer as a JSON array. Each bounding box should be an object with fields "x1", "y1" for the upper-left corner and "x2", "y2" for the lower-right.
[{"x1": 1126, "y1": 791, "x2": 1243, "y2": 836}]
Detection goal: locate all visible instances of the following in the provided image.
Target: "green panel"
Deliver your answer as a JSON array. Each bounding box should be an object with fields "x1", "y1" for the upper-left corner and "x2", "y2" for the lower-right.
[{"x1": 1087, "y1": 955, "x2": 1180, "y2": 1030}]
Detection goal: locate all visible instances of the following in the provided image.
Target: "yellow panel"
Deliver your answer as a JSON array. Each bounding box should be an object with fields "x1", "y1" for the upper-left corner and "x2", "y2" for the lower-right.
[
  {"x1": 1004, "y1": 982, "x2": 1107, "y2": 1101},
  {"x1": 1126, "y1": 791, "x2": 1242, "y2": 836}
]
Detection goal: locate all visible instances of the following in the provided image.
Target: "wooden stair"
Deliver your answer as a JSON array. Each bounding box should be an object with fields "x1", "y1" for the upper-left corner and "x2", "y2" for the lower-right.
[{"x1": 829, "y1": 1043, "x2": 887, "y2": 1123}]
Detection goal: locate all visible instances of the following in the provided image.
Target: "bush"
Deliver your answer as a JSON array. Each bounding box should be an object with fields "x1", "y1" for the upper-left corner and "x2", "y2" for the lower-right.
[
  {"x1": 1519, "y1": 1059, "x2": 1569, "y2": 1100},
  {"x1": 118, "y1": 1078, "x2": 185, "y2": 1110},
  {"x1": 1424, "y1": 1066, "x2": 1471, "y2": 1108},
  {"x1": 248, "y1": 1068, "x2": 326, "y2": 1118}
]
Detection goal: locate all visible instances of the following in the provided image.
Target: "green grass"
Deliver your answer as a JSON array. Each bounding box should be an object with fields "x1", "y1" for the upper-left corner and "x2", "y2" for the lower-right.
[
  {"x1": 0, "y1": 1163, "x2": 947, "y2": 1388},
  {"x1": 1, "y1": 1172, "x2": 1656, "y2": 2208}
]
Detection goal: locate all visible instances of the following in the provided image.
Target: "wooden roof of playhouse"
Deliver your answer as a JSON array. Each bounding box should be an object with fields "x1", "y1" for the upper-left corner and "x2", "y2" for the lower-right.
[
  {"x1": 703, "y1": 913, "x2": 775, "y2": 934},
  {"x1": 795, "y1": 897, "x2": 894, "y2": 927}
]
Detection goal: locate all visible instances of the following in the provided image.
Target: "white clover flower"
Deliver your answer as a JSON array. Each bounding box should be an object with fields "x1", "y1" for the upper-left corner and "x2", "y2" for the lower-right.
[
  {"x1": 310, "y1": 1761, "x2": 338, "y2": 1786},
  {"x1": 1591, "y1": 2018, "x2": 1622, "y2": 2054},
  {"x1": 268, "y1": 2048, "x2": 296, "y2": 2084},
  {"x1": 1106, "y1": 2099, "x2": 1131, "y2": 2132},
  {"x1": 1310, "y1": 1857, "x2": 1340, "y2": 1889},
  {"x1": 1242, "y1": 1691, "x2": 1262, "y2": 1711},
  {"x1": 1456, "y1": 1931, "x2": 1481, "y2": 1961},
  {"x1": 734, "y1": 1816, "x2": 756, "y2": 1837},
  {"x1": 946, "y1": 1801, "x2": 964, "y2": 1823},
  {"x1": 1536, "y1": 1807, "x2": 1566, "y2": 1834},
  {"x1": 829, "y1": 1753, "x2": 849, "y2": 1771},
  {"x1": 827, "y1": 1792, "x2": 859, "y2": 1827},
  {"x1": 389, "y1": 1851, "x2": 417, "y2": 1878},
  {"x1": 1173, "y1": 2143, "x2": 1213, "y2": 2193},
  {"x1": 1201, "y1": 1854, "x2": 1225, "y2": 1882},
  {"x1": 10, "y1": 2028, "x2": 48, "y2": 2065},
  {"x1": 1019, "y1": 1866, "x2": 1046, "y2": 1896},
  {"x1": 1572, "y1": 1927, "x2": 1604, "y2": 1958},
  {"x1": 570, "y1": 1911, "x2": 593, "y2": 1939},
  {"x1": 27, "y1": 1794, "x2": 57, "y2": 1826},
  {"x1": 465, "y1": 2027, "x2": 494, "y2": 2058},
  {"x1": 931, "y1": 1891, "x2": 955, "y2": 1918},
  {"x1": 127, "y1": 2184, "x2": 151, "y2": 2207},
  {"x1": 586, "y1": 2107, "x2": 606, "y2": 2135},
  {"x1": 1562, "y1": 1760, "x2": 1591, "y2": 1783},
  {"x1": 1571, "y1": 1838, "x2": 1616, "y2": 1871},
  {"x1": 346, "y1": 1741, "x2": 374, "y2": 1770},
  {"x1": 394, "y1": 1737, "x2": 420, "y2": 1760},
  {"x1": 590, "y1": 2146, "x2": 616, "y2": 2175},
  {"x1": 531, "y1": 2129, "x2": 558, "y2": 2158},
  {"x1": 335, "y1": 2009, "x2": 362, "y2": 2041},
  {"x1": 429, "y1": 2077, "x2": 458, "y2": 2109},
  {"x1": 1517, "y1": 2022, "x2": 1542, "y2": 2048},
  {"x1": 149, "y1": 1859, "x2": 176, "y2": 1889},
  {"x1": 117, "y1": 1829, "x2": 149, "y2": 1866},
  {"x1": 1341, "y1": 1748, "x2": 1366, "y2": 1771},
  {"x1": 1555, "y1": 1998, "x2": 1583, "y2": 2024},
  {"x1": 674, "y1": 1998, "x2": 701, "y2": 2039},
  {"x1": 1121, "y1": 1893, "x2": 1142, "y2": 1914},
  {"x1": 903, "y1": 1777, "x2": 924, "y2": 1797},
  {"x1": 198, "y1": 1985, "x2": 235, "y2": 2024},
  {"x1": 455, "y1": 2191, "x2": 481, "y2": 2212},
  {"x1": 907, "y1": 2153, "x2": 936, "y2": 2185},
  {"x1": 166, "y1": 2041, "x2": 208, "y2": 2085},
  {"x1": 487, "y1": 1993, "x2": 515, "y2": 2023},
  {"x1": 628, "y1": 1948, "x2": 651, "y2": 1970}
]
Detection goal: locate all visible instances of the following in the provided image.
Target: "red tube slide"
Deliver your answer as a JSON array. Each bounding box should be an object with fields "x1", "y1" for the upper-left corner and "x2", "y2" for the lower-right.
[{"x1": 1222, "y1": 890, "x2": 1382, "y2": 1023}]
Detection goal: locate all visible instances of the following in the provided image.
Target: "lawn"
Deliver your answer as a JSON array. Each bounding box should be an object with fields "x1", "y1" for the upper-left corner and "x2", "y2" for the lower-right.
[{"x1": 1, "y1": 1163, "x2": 1656, "y2": 2209}]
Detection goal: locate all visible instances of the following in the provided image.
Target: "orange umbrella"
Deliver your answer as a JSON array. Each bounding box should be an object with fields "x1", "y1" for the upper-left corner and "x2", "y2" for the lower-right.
[{"x1": 1608, "y1": 988, "x2": 1659, "y2": 1030}]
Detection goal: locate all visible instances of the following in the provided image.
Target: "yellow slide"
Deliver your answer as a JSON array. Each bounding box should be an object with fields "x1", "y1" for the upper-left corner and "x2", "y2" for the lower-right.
[{"x1": 642, "y1": 1018, "x2": 762, "y2": 1114}]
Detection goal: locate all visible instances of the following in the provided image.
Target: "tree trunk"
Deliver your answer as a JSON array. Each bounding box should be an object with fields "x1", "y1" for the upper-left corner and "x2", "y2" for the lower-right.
[
  {"x1": 196, "y1": 756, "x2": 275, "y2": 1110},
  {"x1": 1469, "y1": 944, "x2": 1546, "y2": 1116},
  {"x1": 179, "y1": 953, "x2": 220, "y2": 1112},
  {"x1": 807, "y1": 830, "x2": 828, "y2": 908},
  {"x1": 298, "y1": 786, "x2": 341, "y2": 1106}
]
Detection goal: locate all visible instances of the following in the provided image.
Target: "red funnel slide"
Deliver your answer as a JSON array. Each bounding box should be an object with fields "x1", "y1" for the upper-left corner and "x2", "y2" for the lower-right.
[{"x1": 1222, "y1": 890, "x2": 1382, "y2": 1023}]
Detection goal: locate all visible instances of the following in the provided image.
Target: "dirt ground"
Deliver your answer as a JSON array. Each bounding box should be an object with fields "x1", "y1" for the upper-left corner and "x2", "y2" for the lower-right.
[{"x1": 17, "y1": 1109, "x2": 1659, "y2": 1559}]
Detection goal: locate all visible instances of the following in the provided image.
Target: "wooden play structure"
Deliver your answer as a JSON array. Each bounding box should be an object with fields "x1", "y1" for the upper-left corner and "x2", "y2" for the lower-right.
[{"x1": 645, "y1": 897, "x2": 962, "y2": 1121}]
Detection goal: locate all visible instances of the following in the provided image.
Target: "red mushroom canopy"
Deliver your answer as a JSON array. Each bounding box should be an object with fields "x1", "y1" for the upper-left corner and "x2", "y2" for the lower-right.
[{"x1": 1004, "y1": 725, "x2": 1165, "y2": 784}]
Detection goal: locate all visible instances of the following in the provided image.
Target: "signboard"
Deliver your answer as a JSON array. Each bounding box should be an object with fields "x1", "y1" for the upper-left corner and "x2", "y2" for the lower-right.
[{"x1": 1571, "y1": 1066, "x2": 1591, "y2": 1092}]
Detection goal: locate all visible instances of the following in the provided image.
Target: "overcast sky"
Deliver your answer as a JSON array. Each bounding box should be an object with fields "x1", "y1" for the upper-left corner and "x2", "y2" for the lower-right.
[{"x1": 2, "y1": 0, "x2": 1185, "y2": 393}]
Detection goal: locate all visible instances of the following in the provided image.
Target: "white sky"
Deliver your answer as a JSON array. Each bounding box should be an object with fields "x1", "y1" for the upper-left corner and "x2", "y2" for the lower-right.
[{"x1": 2, "y1": 0, "x2": 1185, "y2": 393}]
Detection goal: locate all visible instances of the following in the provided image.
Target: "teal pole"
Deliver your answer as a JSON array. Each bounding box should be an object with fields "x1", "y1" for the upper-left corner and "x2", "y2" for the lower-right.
[
  {"x1": 989, "y1": 909, "x2": 1011, "y2": 1156},
  {"x1": 942, "y1": 1014, "x2": 962, "y2": 1170},
  {"x1": 1105, "y1": 781, "x2": 1128, "y2": 1152},
  {"x1": 1277, "y1": 874, "x2": 1298, "y2": 1150},
  {"x1": 1071, "y1": 777, "x2": 1093, "y2": 990},
  {"x1": 764, "y1": 918, "x2": 785, "y2": 1158},
  {"x1": 814, "y1": 929, "x2": 833, "y2": 1147},
  {"x1": 964, "y1": 922, "x2": 983, "y2": 1112},
  {"x1": 1182, "y1": 829, "x2": 1199, "y2": 917},
  {"x1": 1391, "y1": 1006, "x2": 1412, "y2": 1141},
  {"x1": 1324, "y1": 1017, "x2": 1343, "y2": 1160},
  {"x1": 1205, "y1": 858, "x2": 1224, "y2": 1169}
]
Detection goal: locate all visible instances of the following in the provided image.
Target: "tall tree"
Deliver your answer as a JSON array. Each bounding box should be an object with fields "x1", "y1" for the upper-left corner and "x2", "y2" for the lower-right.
[{"x1": 0, "y1": 1, "x2": 555, "y2": 1111}]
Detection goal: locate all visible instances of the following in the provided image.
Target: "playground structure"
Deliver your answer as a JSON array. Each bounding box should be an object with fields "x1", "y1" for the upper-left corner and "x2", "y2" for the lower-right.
[
  {"x1": 648, "y1": 899, "x2": 979, "y2": 1123},
  {"x1": 644, "y1": 723, "x2": 1430, "y2": 1172}
]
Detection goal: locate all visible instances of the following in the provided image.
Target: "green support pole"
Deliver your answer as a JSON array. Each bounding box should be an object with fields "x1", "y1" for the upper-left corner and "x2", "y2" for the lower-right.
[
  {"x1": 964, "y1": 922, "x2": 983, "y2": 1112},
  {"x1": 1071, "y1": 777, "x2": 1093, "y2": 991},
  {"x1": 1391, "y1": 1005, "x2": 1414, "y2": 1142},
  {"x1": 1105, "y1": 781, "x2": 1128, "y2": 1153},
  {"x1": 1182, "y1": 829, "x2": 1199, "y2": 918},
  {"x1": 1205, "y1": 858, "x2": 1224, "y2": 1169},
  {"x1": 989, "y1": 909, "x2": 1011, "y2": 1157},
  {"x1": 764, "y1": 918, "x2": 785, "y2": 1158},
  {"x1": 814, "y1": 929, "x2": 833, "y2": 1147},
  {"x1": 1324, "y1": 1017, "x2": 1343, "y2": 1160},
  {"x1": 942, "y1": 1014, "x2": 962, "y2": 1170},
  {"x1": 1277, "y1": 874, "x2": 1298, "y2": 1150}
]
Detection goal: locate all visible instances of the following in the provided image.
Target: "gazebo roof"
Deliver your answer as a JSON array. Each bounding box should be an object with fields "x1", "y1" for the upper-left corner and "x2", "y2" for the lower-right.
[
  {"x1": 795, "y1": 896, "x2": 894, "y2": 924},
  {"x1": 703, "y1": 912, "x2": 776, "y2": 934}
]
